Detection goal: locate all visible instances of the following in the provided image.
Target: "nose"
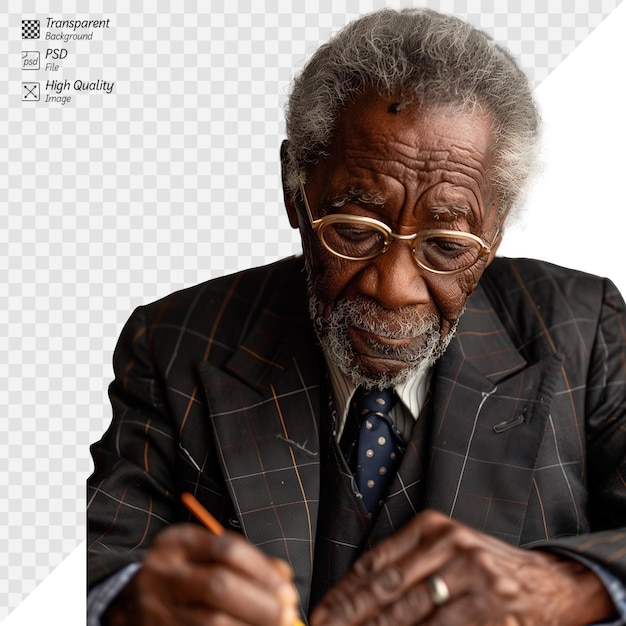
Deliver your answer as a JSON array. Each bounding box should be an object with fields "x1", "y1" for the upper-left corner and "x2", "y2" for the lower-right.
[{"x1": 352, "y1": 240, "x2": 431, "y2": 309}]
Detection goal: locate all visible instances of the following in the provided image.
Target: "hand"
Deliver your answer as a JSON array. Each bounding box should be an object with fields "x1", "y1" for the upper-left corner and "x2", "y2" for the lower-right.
[
  {"x1": 310, "y1": 510, "x2": 615, "y2": 626},
  {"x1": 102, "y1": 523, "x2": 301, "y2": 626}
]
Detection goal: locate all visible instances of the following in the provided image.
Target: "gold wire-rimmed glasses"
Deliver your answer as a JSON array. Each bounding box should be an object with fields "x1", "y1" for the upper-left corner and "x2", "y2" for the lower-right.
[{"x1": 298, "y1": 179, "x2": 497, "y2": 275}]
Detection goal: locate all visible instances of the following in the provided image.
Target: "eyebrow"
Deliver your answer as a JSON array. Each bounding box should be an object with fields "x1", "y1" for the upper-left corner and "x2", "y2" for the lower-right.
[
  {"x1": 429, "y1": 205, "x2": 472, "y2": 219},
  {"x1": 328, "y1": 191, "x2": 473, "y2": 220},
  {"x1": 330, "y1": 187, "x2": 387, "y2": 208}
]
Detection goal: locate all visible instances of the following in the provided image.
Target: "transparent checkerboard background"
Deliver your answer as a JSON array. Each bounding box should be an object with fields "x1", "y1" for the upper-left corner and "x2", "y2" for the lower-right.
[{"x1": 0, "y1": 0, "x2": 623, "y2": 619}]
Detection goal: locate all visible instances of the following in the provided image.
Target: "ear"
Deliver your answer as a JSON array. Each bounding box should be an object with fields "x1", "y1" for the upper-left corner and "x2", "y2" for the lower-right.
[{"x1": 280, "y1": 140, "x2": 300, "y2": 229}]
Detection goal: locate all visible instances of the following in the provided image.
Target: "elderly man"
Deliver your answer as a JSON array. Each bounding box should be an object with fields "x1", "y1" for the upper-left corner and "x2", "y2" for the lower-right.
[{"x1": 87, "y1": 8, "x2": 626, "y2": 625}]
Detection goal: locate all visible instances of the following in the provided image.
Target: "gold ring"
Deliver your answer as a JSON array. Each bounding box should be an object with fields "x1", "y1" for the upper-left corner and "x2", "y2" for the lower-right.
[{"x1": 427, "y1": 574, "x2": 451, "y2": 606}]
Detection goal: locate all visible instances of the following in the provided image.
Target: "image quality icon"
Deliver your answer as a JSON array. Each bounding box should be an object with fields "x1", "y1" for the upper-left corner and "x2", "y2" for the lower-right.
[{"x1": 22, "y1": 82, "x2": 40, "y2": 101}]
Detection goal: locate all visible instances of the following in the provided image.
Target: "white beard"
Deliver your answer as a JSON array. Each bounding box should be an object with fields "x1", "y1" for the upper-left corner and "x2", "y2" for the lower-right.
[{"x1": 307, "y1": 282, "x2": 458, "y2": 390}]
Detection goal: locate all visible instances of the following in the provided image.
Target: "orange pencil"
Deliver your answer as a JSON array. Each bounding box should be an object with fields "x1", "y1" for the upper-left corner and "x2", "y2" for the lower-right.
[
  {"x1": 181, "y1": 492, "x2": 306, "y2": 626},
  {"x1": 181, "y1": 491, "x2": 225, "y2": 536}
]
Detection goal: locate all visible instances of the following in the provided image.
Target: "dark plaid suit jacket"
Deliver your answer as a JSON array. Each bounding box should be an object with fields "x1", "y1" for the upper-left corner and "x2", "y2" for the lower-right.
[{"x1": 88, "y1": 255, "x2": 626, "y2": 617}]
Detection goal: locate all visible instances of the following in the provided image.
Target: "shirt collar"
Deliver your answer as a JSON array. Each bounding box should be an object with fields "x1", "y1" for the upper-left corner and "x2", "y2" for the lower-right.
[{"x1": 323, "y1": 351, "x2": 432, "y2": 439}]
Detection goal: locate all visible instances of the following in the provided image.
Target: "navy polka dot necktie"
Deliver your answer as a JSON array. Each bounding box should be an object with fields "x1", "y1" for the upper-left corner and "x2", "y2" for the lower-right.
[{"x1": 346, "y1": 386, "x2": 407, "y2": 513}]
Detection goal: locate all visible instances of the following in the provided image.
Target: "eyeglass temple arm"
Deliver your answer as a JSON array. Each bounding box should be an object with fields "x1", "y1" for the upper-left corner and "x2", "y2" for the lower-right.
[
  {"x1": 298, "y1": 179, "x2": 320, "y2": 228},
  {"x1": 487, "y1": 227, "x2": 501, "y2": 251}
]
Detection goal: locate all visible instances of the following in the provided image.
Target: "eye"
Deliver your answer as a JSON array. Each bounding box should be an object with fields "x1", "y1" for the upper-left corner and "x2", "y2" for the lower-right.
[
  {"x1": 417, "y1": 234, "x2": 483, "y2": 272},
  {"x1": 332, "y1": 223, "x2": 376, "y2": 241},
  {"x1": 429, "y1": 238, "x2": 471, "y2": 254},
  {"x1": 320, "y1": 221, "x2": 387, "y2": 259}
]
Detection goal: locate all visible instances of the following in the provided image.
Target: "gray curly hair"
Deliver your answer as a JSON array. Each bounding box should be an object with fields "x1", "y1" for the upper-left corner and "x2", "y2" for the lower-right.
[{"x1": 284, "y1": 8, "x2": 540, "y2": 222}]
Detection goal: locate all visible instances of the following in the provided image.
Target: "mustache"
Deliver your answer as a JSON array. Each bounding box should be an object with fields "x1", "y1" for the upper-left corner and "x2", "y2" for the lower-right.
[
  {"x1": 327, "y1": 296, "x2": 439, "y2": 340},
  {"x1": 304, "y1": 260, "x2": 460, "y2": 389}
]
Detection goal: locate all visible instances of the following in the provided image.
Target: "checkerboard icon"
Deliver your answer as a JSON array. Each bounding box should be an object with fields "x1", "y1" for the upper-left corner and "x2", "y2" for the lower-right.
[{"x1": 22, "y1": 19, "x2": 40, "y2": 39}]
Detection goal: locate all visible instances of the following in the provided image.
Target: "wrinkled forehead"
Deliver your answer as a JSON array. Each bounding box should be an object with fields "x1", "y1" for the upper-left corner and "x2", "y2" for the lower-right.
[
  {"x1": 305, "y1": 92, "x2": 497, "y2": 220},
  {"x1": 329, "y1": 92, "x2": 494, "y2": 168}
]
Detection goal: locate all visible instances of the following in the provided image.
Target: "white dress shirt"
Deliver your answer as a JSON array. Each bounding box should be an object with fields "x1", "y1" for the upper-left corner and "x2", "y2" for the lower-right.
[{"x1": 323, "y1": 351, "x2": 432, "y2": 442}]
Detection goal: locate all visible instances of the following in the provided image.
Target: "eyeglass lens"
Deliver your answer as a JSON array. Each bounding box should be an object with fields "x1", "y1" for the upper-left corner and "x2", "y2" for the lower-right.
[{"x1": 319, "y1": 221, "x2": 484, "y2": 272}]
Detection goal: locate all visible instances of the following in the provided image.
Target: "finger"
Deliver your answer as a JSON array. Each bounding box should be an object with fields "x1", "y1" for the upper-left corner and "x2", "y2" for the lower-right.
[
  {"x1": 145, "y1": 525, "x2": 301, "y2": 625},
  {"x1": 310, "y1": 565, "x2": 445, "y2": 626},
  {"x1": 364, "y1": 577, "x2": 436, "y2": 626},
  {"x1": 416, "y1": 595, "x2": 481, "y2": 626},
  {"x1": 135, "y1": 603, "x2": 251, "y2": 626},
  {"x1": 416, "y1": 569, "x2": 499, "y2": 626},
  {"x1": 158, "y1": 604, "x2": 266, "y2": 626},
  {"x1": 341, "y1": 562, "x2": 464, "y2": 626},
  {"x1": 369, "y1": 530, "x2": 494, "y2": 625},
  {"x1": 311, "y1": 514, "x2": 465, "y2": 626},
  {"x1": 177, "y1": 562, "x2": 299, "y2": 625},
  {"x1": 375, "y1": 543, "x2": 533, "y2": 626},
  {"x1": 152, "y1": 523, "x2": 295, "y2": 591},
  {"x1": 134, "y1": 558, "x2": 299, "y2": 626},
  {"x1": 365, "y1": 517, "x2": 478, "y2": 604},
  {"x1": 351, "y1": 509, "x2": 453, "y2": 577},
  {"x1": 379, "y1": 562, "x2": 465, "y2": 626},
  {"x1": 271, "y1": 555, "x2": 297, "y2": 581}
]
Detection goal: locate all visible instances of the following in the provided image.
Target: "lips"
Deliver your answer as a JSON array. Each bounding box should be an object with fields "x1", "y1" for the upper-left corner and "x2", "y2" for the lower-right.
[
  {"x1": 347, "y1": 326, "x2": 426, "y2": 371},
  {"x1": 350, "y1": 326, "x2": 416, "y2": 348}
]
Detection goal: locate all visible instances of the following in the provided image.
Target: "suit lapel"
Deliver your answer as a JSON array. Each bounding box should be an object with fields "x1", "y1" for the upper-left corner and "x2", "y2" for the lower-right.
[
  {"x1": 424, "y1": 283, "x2": 563, "y2": 544},
  {"x1": 308, "y1": 398, "x2": 373, "y2": 609},
  {"x1": 198, "y1": 272, "x2": 323, "y2": 613}
]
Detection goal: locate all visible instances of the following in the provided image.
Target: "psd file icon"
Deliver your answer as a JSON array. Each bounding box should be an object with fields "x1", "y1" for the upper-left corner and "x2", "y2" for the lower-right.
[
  {"x1": 22, "y1": 20, "x2": 40, "y2": 39},
  {"x1": 22, "y1": 82, "x2": 40, "y2": 101},
  {"x1": 22, "y1": 51, "x2": 40, "y2": 70}
]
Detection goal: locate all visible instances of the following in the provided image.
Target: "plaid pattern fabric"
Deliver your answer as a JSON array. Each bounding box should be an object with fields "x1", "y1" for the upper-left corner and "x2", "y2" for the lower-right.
[{"x1": 87, "y1": 255, "x2": 626, "y2": 618}]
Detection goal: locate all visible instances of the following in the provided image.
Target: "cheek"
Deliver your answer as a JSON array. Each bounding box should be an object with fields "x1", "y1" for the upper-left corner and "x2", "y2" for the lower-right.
[
  {"x1": 312, "y1": 268, "x2": 358, "y2": 315},
  {"x1": 305, "y1": 247, "x2": 362, "y2": 303},
  {"x1": 306, "y1": 240, "x2": 483, "y2": 325},
  {"x1": 427, "y1": 272, "x2": 481, "y2": 321}
]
